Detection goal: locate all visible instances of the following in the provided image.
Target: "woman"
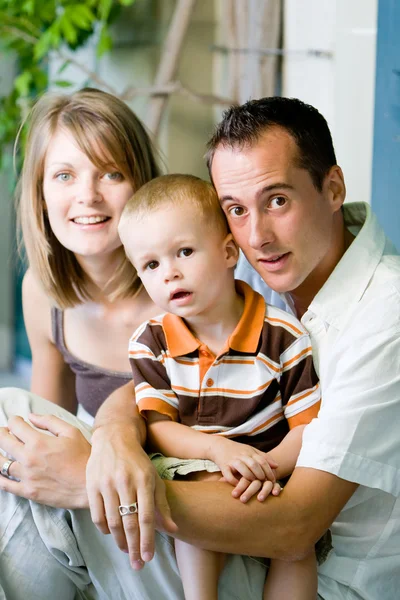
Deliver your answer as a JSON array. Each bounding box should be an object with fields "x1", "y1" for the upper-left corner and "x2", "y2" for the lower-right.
[
  {"x1": 19, "y1": 87, "x2": 161, "y2": 419},
  {"x1": 0, "y1": 88, "x2": 266, "y2": 599}
]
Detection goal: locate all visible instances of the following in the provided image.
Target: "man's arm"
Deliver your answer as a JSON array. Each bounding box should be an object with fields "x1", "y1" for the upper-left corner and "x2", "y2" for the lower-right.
[{"x1": 165, "y1": 466, "x2": 357, "y2": 560}]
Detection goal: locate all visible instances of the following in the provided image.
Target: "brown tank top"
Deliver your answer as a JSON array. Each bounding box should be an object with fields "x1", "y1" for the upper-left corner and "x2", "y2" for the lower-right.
[{"x1": 51, "y1": 307, "x2": 132, "y2": 417}]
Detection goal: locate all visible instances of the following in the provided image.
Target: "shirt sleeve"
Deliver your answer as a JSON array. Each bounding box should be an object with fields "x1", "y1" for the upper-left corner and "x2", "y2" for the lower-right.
[
  {"x1": 279, "y1": 333, "x2": 321, "y2": 429},
  {"x1": 128, "y1": 327, "x2": 179, "y2": 422},
  {"x1": 297, "y1": 287, "x2": 400, "y2": 497}
]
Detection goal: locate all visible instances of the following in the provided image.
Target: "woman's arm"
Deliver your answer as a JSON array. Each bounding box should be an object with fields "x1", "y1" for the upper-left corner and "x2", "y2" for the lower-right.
[
  {"x1": 87, "y1": 385, "x2": 177, "y2": 568},
  {"x1": 22, "y1": 269, "x2": 77, "y2": 413}
]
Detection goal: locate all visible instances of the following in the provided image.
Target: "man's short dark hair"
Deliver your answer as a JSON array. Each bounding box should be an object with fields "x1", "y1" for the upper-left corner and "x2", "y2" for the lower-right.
[{"x1": 206, "y1": 97, "x2": 337, "y2": 191}]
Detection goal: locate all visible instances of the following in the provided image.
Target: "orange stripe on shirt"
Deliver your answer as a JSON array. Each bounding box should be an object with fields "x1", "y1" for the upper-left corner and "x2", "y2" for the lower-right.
[
  {"x1": 287, "y1": 401, "x2": 320, "y2": 429},
  {"x1": 137, "y1": 397, "x2": 179, "y2": 421},
  {"x1": 286, "y1": 383, "x2": 320, "y2": 406},
  {"x1": 282, "y1": 347, "x2": 312, "y2": 369},
  {"x1": 266, "y1": 316, "x2": 304, "y2": 336}
]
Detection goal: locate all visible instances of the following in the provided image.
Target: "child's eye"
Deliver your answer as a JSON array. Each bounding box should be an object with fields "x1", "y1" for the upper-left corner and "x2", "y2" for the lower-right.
[
  {"x1": 179, "y1": 248, "x2": 193, "y2": 258},
  {"x1": 146, "y1": 260, "x2": 159, "y2": 270},
  {"x1": 56, "y1": 173, "x2": 71, "y2": 182}
]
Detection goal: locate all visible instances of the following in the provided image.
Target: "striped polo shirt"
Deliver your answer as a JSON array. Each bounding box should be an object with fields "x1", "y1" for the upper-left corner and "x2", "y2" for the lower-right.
[{"x1": 129, "y1": 281, "x2": 321, "y2": 452}]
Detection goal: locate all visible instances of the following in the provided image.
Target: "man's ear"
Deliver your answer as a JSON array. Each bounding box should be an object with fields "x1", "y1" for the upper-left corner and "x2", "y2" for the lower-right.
[
  {"x1": 325, "y1": 165, "x2": 346, "y2": 213},
  {"x1": 223, "y1": 233, "x2": 239, "y2": 268}
]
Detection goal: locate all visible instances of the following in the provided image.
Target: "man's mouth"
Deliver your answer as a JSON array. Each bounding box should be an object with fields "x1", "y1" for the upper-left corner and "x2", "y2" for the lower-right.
[
  {"x1": 260, "y1": 252, "x2": 288, "y2": 263},
  {"x1": 257, "y1": 252, "x2": 290, "y2": 271},
  {"x1": 72, "y1": 216, "x2": 110, "y2": 225}
]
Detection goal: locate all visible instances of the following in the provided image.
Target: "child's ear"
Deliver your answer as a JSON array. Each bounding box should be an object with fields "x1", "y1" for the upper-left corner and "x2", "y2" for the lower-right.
[{"x1": 223, "y1": 233, "x2": 239, "y2": 268}]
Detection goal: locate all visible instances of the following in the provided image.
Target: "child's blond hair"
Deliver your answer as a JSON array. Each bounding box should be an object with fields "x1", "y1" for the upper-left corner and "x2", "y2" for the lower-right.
[{"x1": 119, "y1": 174, "x2": 229, "y2": 245}]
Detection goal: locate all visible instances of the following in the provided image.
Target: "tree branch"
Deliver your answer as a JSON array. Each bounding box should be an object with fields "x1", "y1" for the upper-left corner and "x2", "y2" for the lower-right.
[{"x1": 121, "y1": 80, "x2": 235, "y2": 107}]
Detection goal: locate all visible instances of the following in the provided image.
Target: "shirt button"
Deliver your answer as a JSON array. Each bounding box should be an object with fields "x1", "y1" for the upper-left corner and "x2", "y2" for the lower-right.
[{"x1": 206, "y1": 378, "x2": 214, "y2": 387}]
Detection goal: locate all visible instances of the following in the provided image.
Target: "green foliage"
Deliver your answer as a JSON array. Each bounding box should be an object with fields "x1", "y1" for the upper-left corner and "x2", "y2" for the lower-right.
[{"x1": 0, "y1": 0, "x2": 136, "y2": 170}]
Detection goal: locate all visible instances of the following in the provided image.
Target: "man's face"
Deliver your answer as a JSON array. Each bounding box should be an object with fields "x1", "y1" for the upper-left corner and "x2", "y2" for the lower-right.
[{"x1": 211, "y1": 127, "x2": 345, "y2": 301}]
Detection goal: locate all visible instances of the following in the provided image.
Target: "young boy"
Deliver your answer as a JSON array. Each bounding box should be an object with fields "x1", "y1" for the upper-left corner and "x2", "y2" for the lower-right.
[{"x1": 118, "y1": 174, "x2": 322, "y2": 600}]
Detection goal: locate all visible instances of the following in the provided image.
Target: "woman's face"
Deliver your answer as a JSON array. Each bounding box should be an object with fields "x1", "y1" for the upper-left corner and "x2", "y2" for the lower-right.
[{"x1": 42, "y1": 127, "x2": 134, "y2": 262}]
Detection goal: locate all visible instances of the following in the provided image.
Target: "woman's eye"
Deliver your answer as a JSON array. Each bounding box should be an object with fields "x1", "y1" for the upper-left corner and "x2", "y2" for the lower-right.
[
  {"x1": 105, "y1": 172, "x2": 123, "y2": 181},
  {"x1": 269, "y1": 196, "x2": 287, "y2": 209},
  {"x1": 146, "y1": 261, "x2": 159, "y2": 270},
  {"x1": 56, "y1": 173, "x2": 71, "y2": 182},
  {"x1": 228, "y1": 206, "x2": 245, "y2": 217},
  {"x1": 179, "y1": 248, "x2": 193, "y2": 258}
]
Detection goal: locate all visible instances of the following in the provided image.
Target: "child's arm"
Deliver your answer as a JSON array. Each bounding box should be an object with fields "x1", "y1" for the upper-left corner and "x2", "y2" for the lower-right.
[
  {"x1": 265, "y1": 424, "x2": 306, "y2": 479},
  {"x1": 147, "y1": 411, "x2": 277, "y2": 486}
]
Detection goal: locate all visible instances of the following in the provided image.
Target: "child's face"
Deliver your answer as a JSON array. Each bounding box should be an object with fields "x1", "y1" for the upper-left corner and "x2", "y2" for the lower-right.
[{"x1": 124, "y1": 203, "x2": 238, "y2": 319}]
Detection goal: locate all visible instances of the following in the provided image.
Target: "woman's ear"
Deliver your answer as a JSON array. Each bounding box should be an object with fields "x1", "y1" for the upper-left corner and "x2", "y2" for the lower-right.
[{"x1": 223, "y1": 233, "x2": 239, "y2": 268}]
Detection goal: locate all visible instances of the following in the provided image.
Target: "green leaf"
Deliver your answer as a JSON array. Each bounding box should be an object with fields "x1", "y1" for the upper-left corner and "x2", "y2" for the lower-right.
[
  {"x1": 57, "y1": 59, "x2": 71, "y2": 74},
  {"x1": 33, "y1": 30, "x2": 53, "y2": 60},
  {"x1": 97, "y1": 24, "x2": 112, "y2": 57},
  {"x1": 99, "y1": 0, "x2": 112, "y2": 22},
  {"x1": 21, "y1": 0, "x2": 35, "y2": 16},
  {"x1": 60, "y1": 14, "x2": 78, "y2": 44},
  {"x1": 119, "y1": 0, "x2": 135, "y2": 6},
  {"x1": 53, "y1": 79, "x2": 73, "y2": 87},
  {"x1": 68, "y1": 5, "x2": 96, "y2": 30},
  {"x1": 14, "y1": 71, "x2": 32, "y2": 96}
]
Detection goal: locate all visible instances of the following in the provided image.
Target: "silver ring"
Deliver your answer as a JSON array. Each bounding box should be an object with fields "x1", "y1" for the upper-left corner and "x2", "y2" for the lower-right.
[
  {"x1": 119, "y1": 502, "x2": 138, "y2": 516},
  {"x1": 0, "y1": 459, "x2": 15, "y2": 479}
]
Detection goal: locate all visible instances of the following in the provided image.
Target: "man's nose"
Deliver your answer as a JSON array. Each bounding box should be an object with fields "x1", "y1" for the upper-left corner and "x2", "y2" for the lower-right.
[{"x1": 248, "y1": 213, "x2": 273, "y2": 249}]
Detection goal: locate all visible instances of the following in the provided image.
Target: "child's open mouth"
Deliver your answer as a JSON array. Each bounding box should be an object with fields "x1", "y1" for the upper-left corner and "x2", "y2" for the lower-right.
[{"x1": 170, "y1": 290, "x2": 193, "y2": 302}]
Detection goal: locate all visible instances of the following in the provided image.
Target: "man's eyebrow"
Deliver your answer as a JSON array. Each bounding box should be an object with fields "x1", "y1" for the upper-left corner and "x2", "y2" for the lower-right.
[{"x1": 220, "y1": 183, "x2": 294, "y2": 203}]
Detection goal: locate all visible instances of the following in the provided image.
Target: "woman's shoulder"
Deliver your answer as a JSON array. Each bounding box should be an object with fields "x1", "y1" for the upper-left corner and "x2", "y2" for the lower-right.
[{"x1": 22, "y1": 268, "x2": 54, "y2": 341}]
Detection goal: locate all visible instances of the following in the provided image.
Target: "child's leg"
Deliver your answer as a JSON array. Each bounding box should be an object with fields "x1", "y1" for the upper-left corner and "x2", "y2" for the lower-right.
[
  {"x1": 263, "y1": 552, "x2": 318, "y2": 600},
  {"x1": 175, "y1": 540, "x2": 225, "y2": 600},
  {"x1": 174, "y1": 470, "x2": 225, "y2": 600}
]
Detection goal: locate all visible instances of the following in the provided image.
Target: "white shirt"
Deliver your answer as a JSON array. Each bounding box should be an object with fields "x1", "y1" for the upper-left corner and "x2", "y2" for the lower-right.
[{"x1": 236, "y1": 203, "x2": 400, "y2": 600}]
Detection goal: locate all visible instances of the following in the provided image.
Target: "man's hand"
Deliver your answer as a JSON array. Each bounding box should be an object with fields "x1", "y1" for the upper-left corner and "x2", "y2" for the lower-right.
[
  {"x1": 208, "y1": 436, "x2": 279, "y2": 501},
  {"x1": 0, "y1": 414, "x2": 90, "y2": 508},
  {"x1": 87, "y1": 422, "x2": 177, "y2": 570}
]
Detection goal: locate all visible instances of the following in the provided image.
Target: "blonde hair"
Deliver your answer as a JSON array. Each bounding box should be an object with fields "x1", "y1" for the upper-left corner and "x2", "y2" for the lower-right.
[
  {"x1": 17, "y1": 87, "x2": 161, "y2": 308},
  {"x1": 119, "y1": 174, "x2": 229, "y2": 246}
]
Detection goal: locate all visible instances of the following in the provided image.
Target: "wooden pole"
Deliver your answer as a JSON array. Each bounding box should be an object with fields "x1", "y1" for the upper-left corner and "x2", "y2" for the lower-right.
[{"x1": 146, "y1": 0, "x2": 197, "y2": 137}]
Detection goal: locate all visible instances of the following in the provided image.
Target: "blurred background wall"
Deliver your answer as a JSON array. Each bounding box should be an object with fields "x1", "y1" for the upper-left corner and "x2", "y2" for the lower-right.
[{"x1": 0, "y1": 0, "x2": 398, "y2": 383}]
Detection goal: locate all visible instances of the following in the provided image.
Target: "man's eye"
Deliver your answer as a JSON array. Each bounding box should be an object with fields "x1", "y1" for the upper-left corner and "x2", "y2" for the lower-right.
[
  {"x1": 146, "y1": 261, "x2": 159, "y2": 270},
  {"x1": 56, "y1": 173, "x2": 71, "y2": 182},
  {"x1": 179, "y1": 248, "x2": 193, "y2": 258},
  {"x1": 269, "y1": 196, "x2": 286, "y2": 209},
  {"x1": 228, "y1": 206, "x2": 245, "y2": 217}
]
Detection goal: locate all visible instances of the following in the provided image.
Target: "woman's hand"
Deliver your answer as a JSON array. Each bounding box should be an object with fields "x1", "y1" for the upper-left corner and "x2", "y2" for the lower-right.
[
  {"x1": 87, "y1": 422, "x2": 177, "y2": 570},
  {"x1": 0, "y1": 414, "x2": 90, "y2": 508}
]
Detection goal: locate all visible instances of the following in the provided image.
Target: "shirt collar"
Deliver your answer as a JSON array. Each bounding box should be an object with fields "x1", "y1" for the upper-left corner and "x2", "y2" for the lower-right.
[
  {"x1": 163, "y1": 280, "x2": 266, "y2": 358},
  {"x1": 302, "y1": 202, "x2": 386, "y2": 329}
]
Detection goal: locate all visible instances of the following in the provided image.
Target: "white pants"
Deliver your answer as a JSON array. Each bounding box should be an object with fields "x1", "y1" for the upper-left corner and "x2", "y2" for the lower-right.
[{"x1": 0, "y1": 388, "x2": 266, "y2": 600}]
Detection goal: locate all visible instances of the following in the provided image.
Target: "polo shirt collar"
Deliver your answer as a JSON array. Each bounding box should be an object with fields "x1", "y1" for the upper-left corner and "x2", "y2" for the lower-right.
[
  {"x1": 163, "y1": 280, "x2": 265, "y2": 358},
  {"x1": 301, "y1": 202, "x2": 386, "y2": 329}
]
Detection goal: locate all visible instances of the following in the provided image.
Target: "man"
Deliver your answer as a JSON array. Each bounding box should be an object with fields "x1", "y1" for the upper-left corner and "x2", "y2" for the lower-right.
[{"x1": 0, "y1": 97, "x2": 399, "y2": 600}]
